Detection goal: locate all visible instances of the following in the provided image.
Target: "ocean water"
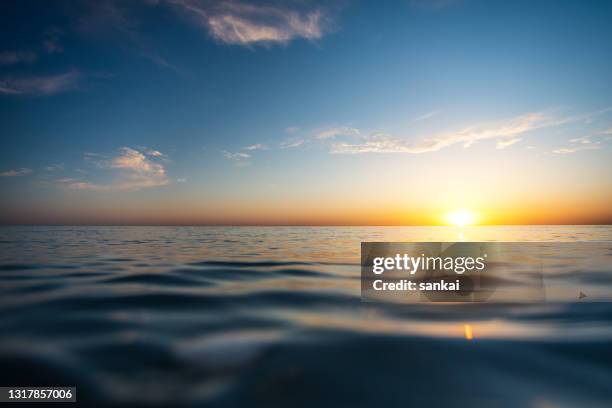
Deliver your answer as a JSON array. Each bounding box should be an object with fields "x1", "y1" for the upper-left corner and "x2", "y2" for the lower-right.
[{"x1": 0, "y1": 226, "x2": 611, "y2": 407}]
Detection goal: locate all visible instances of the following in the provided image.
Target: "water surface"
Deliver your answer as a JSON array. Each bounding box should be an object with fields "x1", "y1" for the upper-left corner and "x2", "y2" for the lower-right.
[{"x1": 0, "y1": 226, "x2": 611, "y2": 407}]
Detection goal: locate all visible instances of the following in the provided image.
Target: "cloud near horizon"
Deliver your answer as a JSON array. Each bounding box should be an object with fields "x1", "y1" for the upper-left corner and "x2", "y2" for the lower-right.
[
  {"x1": 59, "y1": 147, "x2": 170, "y2": 191},
  {"x1": 169, "y1": 0, "x2": 329, "y2": 46}
]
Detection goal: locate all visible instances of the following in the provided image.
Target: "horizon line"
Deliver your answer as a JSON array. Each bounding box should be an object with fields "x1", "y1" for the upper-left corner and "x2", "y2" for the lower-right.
[{"x1": 1, "y1": 223, "x2": 611, "y2": 227}]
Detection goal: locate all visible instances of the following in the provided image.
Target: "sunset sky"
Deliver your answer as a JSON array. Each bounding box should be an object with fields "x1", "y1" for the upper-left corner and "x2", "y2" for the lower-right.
[{"x1": 1, "y1": 0, "x2": 611, "y2": 225}]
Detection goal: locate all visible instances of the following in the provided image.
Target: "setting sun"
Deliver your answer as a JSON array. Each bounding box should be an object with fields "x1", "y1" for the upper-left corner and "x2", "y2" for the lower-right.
[{"x1": 446, "y1": 210, "x2": 477, "y2": 227}]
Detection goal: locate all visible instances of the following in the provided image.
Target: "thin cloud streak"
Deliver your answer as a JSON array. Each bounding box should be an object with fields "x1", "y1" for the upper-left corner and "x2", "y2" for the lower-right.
[
  {"x1": 413, "y1": 110, "x2": 440, "y2": 121},
  {"x1": 0, "y1": 70, "x2": 80, "y2": 96},
  {"x1": 552, "y1": 134, "x2": 607, "y2": 155},
  {"x1": 223, "y1": 142, "x2": 266, "y2": 161},
  {"x1": 329, "y1": 110, "x2": 608, "y2": 155},
  {"x1": 496, "y1": 138, "x2": 522, "y2": 149},
  {"x1": 0, "y1": 168, "x2": 33, "y2": 177},
  {"x1": 0, "y1": 51, "x2": 38, "y2": 66},
  {"x1": 45, "y1": 164, "x2": 65, "y2": 172},
  {"x1": 169, "y1": 0, "x2": 329, "y2": 46},
  {"x1": 316, "y1": 126, "x2": 360, "y2": 139},
  {"x1": 279, "y1": 138, "x2": 305, "y2": 149},
  {"x1": 552, "y1": 145, "x2": 600, "y2": 154},
  {"x1": 244, "y1": 144, "x2": 266, "y2": 150}
]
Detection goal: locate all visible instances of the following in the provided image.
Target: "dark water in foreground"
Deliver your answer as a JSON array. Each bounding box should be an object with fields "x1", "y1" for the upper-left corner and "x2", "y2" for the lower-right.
[{"x1": 0, "y1": 226, "x2": 611, "y2": 407}]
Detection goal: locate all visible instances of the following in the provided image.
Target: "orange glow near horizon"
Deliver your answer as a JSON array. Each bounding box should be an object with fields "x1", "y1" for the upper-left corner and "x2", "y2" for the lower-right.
[
  {"x1": 2, "y1": 176, "x2": 611, "y2": 226},
  {"x1": 445, "y1": 209, "x2": 477, "y2": 226},
  {"x1": 464, "y1": 324, "x2": 474, "y2": 340}
]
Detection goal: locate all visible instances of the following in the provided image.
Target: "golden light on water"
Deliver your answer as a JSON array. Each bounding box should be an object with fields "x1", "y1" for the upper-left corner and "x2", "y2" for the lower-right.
[
  {"x1": 464, "y1": 324, "x2": 474, "y2": 340},
  {"x1": 446, "y1": 209, "x2": 477, "y2": 227}
]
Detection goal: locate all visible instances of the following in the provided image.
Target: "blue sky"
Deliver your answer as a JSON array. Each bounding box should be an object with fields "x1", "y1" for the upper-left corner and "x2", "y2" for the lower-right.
[{"x1": 1, "y1": 0, "x2": 611, "y2": 224}]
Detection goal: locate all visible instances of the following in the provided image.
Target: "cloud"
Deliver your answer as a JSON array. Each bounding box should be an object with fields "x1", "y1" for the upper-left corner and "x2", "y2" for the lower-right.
[
  {"x1": 596, "y1": 128, "x2": 612, "y2": 136},
  {"x1": 316, "y1": 126, "x2": 360, "y2": 139},
  {"x1": 0, "y1": 70, "x2": 80, "y2": 96},
  {"x1": 139, "y1": 146, "x2": 170, "y2": 160},
  {"x1": 0, "y1": 51, "x2": 38, "y2": 66},
  {"x1": 330, "y1": 112, "x2": 559, "y2": 154},
  {"x1": 279, "y1": 127, "x2": 306, "y2": 148},
  {"x1": 414, "y1": 110, "x2": 440, "y2": 121},
  {"x1": 552, "y1": 135, "x2": 604, "y2": 155},
  {"x1": 0, "y1": 168, "x2": 33, "y2": 177},
  {"x1": 223, "y1": 150, "x2": 251, "y2": 160},
  {"x1": 60, "y1": 147, "x2": 170, "y2": 191},
  {"x1": 169, "y1": 0, "x2": 329, "y2": 46},
  {"x1": 569, "y1": 135, "x2": 595, "y2": 144},
  {"x1": 111, "y1": 147, "x2": 165, "y2": 172},
  {"x1": 279, "y1": 138, "x2": 305, "y2": 149},
  {"x1": 496, "y1": 138, "x2": 522, "y2": 149},
  {"x1": 552, "y1": 145, "x2": 600, "y2": 154},
  {"x1": 45, "y1": 163, "x2": 65, "y2": 171},
  {"x1": 223, "y1": 141, "x2": 267, "y2": 160},
  {"x1": 244, "y1": 143, "x2": 266, "y2": 150}
]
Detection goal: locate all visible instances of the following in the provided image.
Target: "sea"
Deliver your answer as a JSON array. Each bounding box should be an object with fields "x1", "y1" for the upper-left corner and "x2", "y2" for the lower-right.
[{"x1": 0, "y1": 226, "x2": 611, "y2": 407}]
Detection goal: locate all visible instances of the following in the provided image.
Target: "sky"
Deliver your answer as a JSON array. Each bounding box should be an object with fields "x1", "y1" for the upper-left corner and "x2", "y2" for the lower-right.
[{"x1": 0, "y1": 0, "x2": 611, "y2": 225}]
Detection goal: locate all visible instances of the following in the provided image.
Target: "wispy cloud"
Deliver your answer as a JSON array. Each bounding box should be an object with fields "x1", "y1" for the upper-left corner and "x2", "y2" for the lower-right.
[
  {"x1": 326, "y1": 110, "x2": 612, "y2": 155},
  {"x1": 552, "y1": 135, "x2": 605, "y2": 155},
  {"x1": 596, "y1": 128, "x2": 612, "y2": 136},
  {"x1": 223, "y1": 150, "x2": 251, "y2": 161},
  {"x1": 315, "y1": 126, "x2": 360, "y2": 139},
  {"x1": 59, "y1": 147, "x2": 170, "y2": 191},
  {"x1": 244, "y1": 143, "x2": 266, "y2": 150},
  {"x1": 552, "y1": 145, "x2": 600, "y2": 154},
  {"x1": 414, "y1": 110, "x2": 440, "y2": 121},
  {"x1": 44, "y1": 163, "x2": 65, "y2": 172},
  {"x1": 139, "y1": 147, "x2": 170, "y2": 160},
  {"x1": 169, "y1": 0, "x2": 330, "y2": 46},
  {"x1": 496, "y1": 138, "x2": 522, "y2": 149},
  {"x1": 279, "y1": 126, "x2": 305, "y2": 148},
  {"x1": 223, "y1": 141, "x2": 267, "y2": 160},
  {"x1": 279, "y1": 138, "x2": 305, "y2": 149},
  {"x1": 0, "y1": 51, "x2": 38, "y2": 66},
  {"x1": 0, "y1": 70, "x2": 80, "y2": 96},
  {"x1": 0, "y1": 168, "x2": 33, "y2": 177}
]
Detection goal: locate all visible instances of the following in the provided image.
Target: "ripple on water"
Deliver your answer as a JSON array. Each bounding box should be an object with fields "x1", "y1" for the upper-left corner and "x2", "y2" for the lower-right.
[{"x1": 0, "y1": 226, "x2": 611, "y2": 407}]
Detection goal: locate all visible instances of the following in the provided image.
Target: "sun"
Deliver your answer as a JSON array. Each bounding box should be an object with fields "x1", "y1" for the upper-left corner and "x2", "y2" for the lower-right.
[{"x1": 445, "y1": 209, "x2": 476, "y2": 227}]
